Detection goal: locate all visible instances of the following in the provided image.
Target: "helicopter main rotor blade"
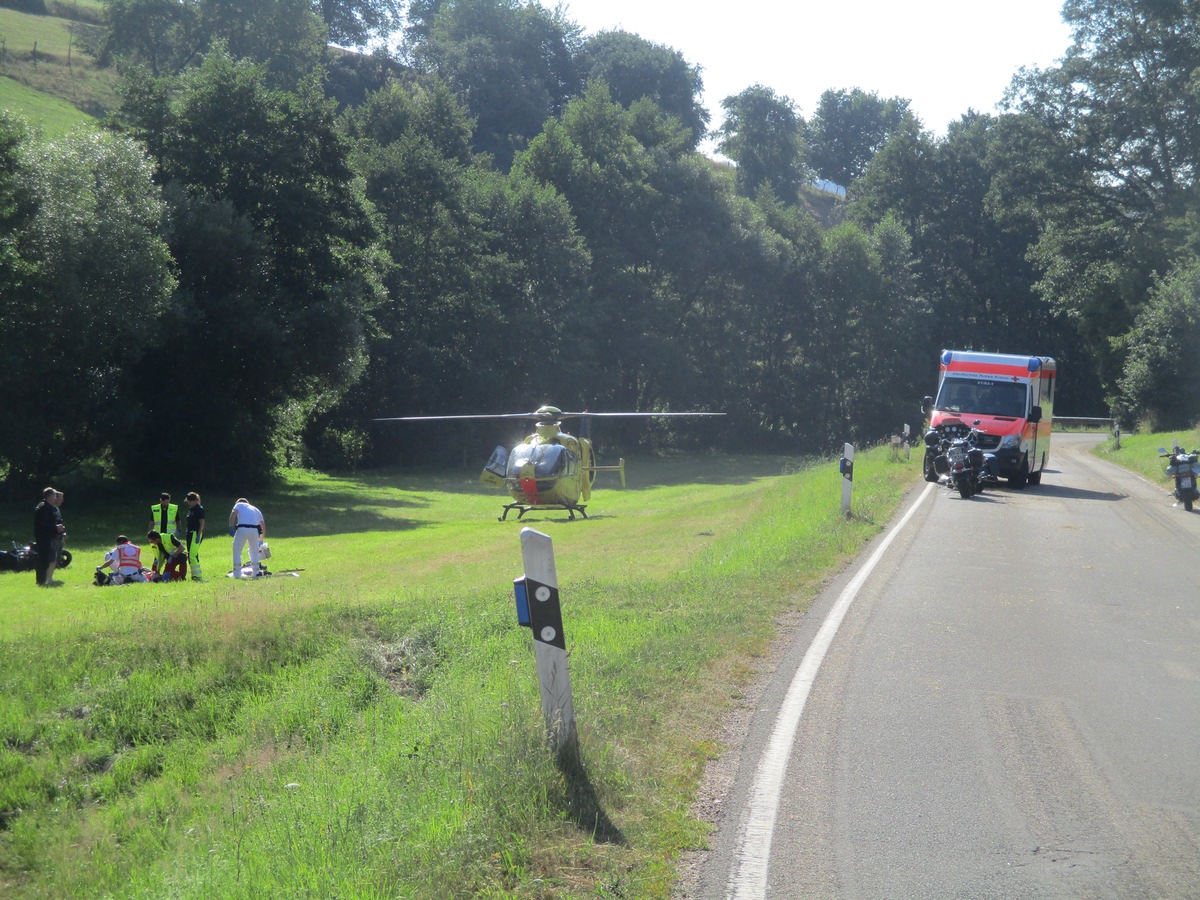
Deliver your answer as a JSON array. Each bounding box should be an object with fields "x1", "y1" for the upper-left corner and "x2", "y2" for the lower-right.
[
  {"x1": 374, "y1": 409, "x2": 725, "y2": 422},
  {"x1": 373, "y1": 413, "x2": 548, "y2": 422},
  {"x1": 557, "y1": 411, "x2": 725, "y2": 418}
]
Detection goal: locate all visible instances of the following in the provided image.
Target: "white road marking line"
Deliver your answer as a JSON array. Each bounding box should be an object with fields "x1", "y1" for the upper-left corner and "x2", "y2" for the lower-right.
[{"x1": 728, "y1": 483, "x2": 934, "y2": 899}]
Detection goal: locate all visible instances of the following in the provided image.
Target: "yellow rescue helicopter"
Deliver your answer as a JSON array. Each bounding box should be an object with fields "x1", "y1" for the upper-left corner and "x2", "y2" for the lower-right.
[{"x1": 376, "y1": 405, "x2": 723, "y2": 520}]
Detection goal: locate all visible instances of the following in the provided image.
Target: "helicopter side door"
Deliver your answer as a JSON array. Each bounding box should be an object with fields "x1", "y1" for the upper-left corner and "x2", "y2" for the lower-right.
[{"x1": 480, "y1": 446, "x2": 508, "y2": 487}]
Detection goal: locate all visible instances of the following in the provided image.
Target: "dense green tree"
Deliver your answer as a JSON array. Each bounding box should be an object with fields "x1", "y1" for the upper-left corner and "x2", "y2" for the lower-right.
[
  {"x1": 809, "y1": 87, "x2": 914, "y2": 186},
  {"x1": 117, "y1": 50, "x2": 384, "y2": 485},
  {"x1": 823, "y1": 216, "x2": 929, "y2": 443},
  {"x1": 404, "y1": 0, "x2": 582, "y2": 169},
  {"x1": 203, "y1": 0, "x2": 326, "y2": 87},
  {"x1": 316, "y1": 79, "x2": 590, "y2": 466},
  {"x1": 0, "y1": 113, "x2": 37, "y2": 307},
  {"x1": 1115, "y1": 260, "x2": 1200, "y2": 429},
  {"x1": 315, "y1": 0, "x2": 401, "y2": 47},
  {"x1": 1002, "y1": 0, "x2": 1200, "y2": 395},
  {"x1": 847, "y1": 113, "x2": 1095, "y2": 409},
  {"x1": 516, "y1": 84, "x2": 687, "y2": 415},
  {"x1": 100, "y1": 0, "x2": 325, "y2": 88},
  {"x1": 715, "y1": 85, "x2": 809, "y2": 202},
  {"x1": 0, "y1": 127, "x2": 175, "y2": 489},
  {"x1": 97, "y1": 0, "x2": 203, "y2": 76},
  {"x1": 575, "y1": 30, "x2": 708, "y2": 149}
]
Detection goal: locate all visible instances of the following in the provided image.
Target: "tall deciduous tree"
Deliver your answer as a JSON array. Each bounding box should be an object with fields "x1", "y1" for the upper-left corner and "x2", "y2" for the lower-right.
[
  {"x1": 1002, "y1": 0, "x2": 1200, "y2": 394},
  {"x1": 575, "y1": 30, "x2": 708, "y2": 149},
  {"x1": 1115, "y1": 259, "x2": 1200, "y2": 429},
  {"x1": 317, "y1": 78, "x2": 590, "y2": 467},
  {"x1": 100, "y1": 0, "x2": 325, "y2": 88},
  {"x1": 715, "y1": 84, "x2": 809, "y2": 202},
  {"x1": 404, "y1": 0, "x2": 582, "y2": 169},
  {"x1": 117, "y1": 49, "x2": 384, "y2": 485},
  {"x1": 809, "y1": 87, "x2": 914, "y2": 186},
  {"x1": 0, "y1": 126, "x2": 175, "y2": 489},
  {"x1": 314, "y1": 0, "x2": 401, "y2": 48}
]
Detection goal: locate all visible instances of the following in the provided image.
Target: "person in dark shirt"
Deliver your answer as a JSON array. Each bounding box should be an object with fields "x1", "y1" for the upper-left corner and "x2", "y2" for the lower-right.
[
  {"x1": 185, "y1": 491, "x2": 205, "y2": 580},
  {"x1": 33, "y1": 486, "x2": 63, "y2": 586},
  {"x1": 45, "y1": 490, "x2": 66, "y2": 584}
]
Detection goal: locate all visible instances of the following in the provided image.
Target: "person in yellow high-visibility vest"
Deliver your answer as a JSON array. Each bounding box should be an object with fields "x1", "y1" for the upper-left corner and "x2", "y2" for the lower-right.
[{"x1": 149, "y1": 492, "x2": 182, "y2": 542}]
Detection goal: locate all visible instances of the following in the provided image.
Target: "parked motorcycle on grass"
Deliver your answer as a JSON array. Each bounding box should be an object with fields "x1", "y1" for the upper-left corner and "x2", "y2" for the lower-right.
[
  {"x1": 925, "y1": 419, "x2": 995, "y2": 499},
  {"x1": 0, "y1": 539, "x2": 72, "y2": 572},
  {"x1": 1160, "y1": 445, "x2": 1200, "y2": 512}
]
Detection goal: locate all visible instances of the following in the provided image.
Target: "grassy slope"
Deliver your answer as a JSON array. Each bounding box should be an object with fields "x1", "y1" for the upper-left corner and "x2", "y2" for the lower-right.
[
  {"x1": 0, "y1": 0, "x2": 115, "y2": 128},
  {"x1": 0, "y1": 73, "x2": 91, "y2": 135},
  {"x1": 1092, "y1": 425, "x2": 1200, "y2": 484},
  {"x1": 0, "y1": 450, "x2": 921, "y2": 897}
]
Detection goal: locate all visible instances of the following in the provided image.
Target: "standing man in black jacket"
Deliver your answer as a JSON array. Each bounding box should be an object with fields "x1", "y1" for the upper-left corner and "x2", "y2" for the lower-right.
[{"x1": 33, "y1": 486, "x2": 63, "y2": 586}]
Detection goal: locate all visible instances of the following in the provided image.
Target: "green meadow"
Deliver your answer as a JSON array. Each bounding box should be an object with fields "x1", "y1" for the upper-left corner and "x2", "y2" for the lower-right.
[
  {"x1": 0, "y1": 0, "x2": 117, "y2": 125},
  {"x1": 1, "y1": 449, "x2": 919, "y2": 897}
]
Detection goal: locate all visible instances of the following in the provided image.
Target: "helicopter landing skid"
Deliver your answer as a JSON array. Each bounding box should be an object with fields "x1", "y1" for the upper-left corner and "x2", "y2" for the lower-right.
[{"x1": 500, "y1": 502, "x2": 588, "y2": 522}]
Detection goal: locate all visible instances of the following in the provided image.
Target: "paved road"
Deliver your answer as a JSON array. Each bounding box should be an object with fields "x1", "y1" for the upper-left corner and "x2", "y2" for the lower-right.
[{"x1": 691, "y1": 434, "x2": 1200, "y2": 899}]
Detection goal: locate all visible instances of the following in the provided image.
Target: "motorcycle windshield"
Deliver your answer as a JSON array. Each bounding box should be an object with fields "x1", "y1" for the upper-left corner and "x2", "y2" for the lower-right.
[
  {"x1": 935, "y1": 377, "x2": 1027, "y2": 418},
  {"x1": 506, "y1": 443, "x2": 569, "y2": 479}
]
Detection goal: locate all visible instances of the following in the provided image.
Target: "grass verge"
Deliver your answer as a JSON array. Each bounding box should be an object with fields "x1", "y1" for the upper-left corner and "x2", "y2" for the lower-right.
[
  {"x1": 1091, "y1": 425, "x2": 1200, "y2": 484},
  {"x1": 1, "y1": 449, "x2": 920, "y2": 897}
]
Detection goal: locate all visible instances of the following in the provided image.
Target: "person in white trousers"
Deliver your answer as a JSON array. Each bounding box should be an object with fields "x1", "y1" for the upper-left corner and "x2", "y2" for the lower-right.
[{"x1": 229, "y1": 498, "x2": 266, "y2": 578}]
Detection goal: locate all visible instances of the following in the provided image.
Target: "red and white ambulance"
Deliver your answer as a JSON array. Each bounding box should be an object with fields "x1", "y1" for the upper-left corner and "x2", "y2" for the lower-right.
[{"x1": 921, "y1": 349, "x2": 1056, "y2": 488}]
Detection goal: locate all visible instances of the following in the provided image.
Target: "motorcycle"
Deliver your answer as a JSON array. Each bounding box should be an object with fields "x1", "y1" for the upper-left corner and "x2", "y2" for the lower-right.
[
  {"x1": 1160, "y1": 445, "x2": 1200, "y2": 512},
  {"x1": 924, "y1": 419, "x2": 994, "y2": 499},
  {"x1": 0, "y1": 539, "x2": 73, "y2": 572}
]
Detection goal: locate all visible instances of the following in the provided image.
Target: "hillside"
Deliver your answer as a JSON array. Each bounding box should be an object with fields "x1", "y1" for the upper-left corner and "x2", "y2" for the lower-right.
[{"x1": 0, "y1": 0, "x2": 115, "y2": 130}]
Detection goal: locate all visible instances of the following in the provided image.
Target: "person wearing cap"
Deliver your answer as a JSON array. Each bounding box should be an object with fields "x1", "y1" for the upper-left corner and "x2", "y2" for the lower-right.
[
  {"x1": 228, "y1": 498, "x2": 266, "y2": 578},
  {"x1": 97, "y1": 535, "x2": 149, "y2": 582},
  {"x1": 149, "y1": 493, "x2": 183, "y2": 542}
]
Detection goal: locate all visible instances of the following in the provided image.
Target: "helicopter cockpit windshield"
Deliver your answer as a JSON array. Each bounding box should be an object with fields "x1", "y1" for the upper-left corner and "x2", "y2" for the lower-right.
[{"x1": 506, "y1": 443, "x2": 570, "y2": 479}]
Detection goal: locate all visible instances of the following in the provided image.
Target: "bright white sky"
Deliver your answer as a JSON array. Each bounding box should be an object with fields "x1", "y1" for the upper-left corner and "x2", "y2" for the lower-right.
[{"x1": 548, "y1": 0, "x2": 1073, "y2": 140}]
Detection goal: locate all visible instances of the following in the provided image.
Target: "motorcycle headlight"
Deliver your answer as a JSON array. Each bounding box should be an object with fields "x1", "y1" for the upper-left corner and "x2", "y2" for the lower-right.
[{"x1": 999, "y1": 434, "x2": 1021, "y2": 451}]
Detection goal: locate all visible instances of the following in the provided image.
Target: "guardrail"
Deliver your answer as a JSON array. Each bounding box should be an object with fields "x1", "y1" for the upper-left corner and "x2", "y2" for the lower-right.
[
  {"x1": 1055, "y1": 416, "x2": 1115, "y2": 427},
  {"x1": 1055, "y1": 416, "x2": 1120, "y2": 447}
]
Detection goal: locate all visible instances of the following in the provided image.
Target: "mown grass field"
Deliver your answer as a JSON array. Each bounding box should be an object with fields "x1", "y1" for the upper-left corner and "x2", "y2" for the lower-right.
[{"x1": 1, "y1": 449, "x2": 920, "y2": 897}]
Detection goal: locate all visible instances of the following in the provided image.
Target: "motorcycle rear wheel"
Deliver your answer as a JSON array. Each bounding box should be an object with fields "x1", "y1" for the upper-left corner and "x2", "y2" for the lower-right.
[{"x1": 957, "y1": 477, "x2": 973, "y2": 499}]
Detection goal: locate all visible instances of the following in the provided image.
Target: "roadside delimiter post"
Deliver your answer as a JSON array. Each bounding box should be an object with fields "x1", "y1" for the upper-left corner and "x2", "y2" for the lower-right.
[
  {"x1": 513, "y1": 527, "x2": 579, "y2": 764},
  {"x1": 839, "y1": 442, "x2": 855, "y2": 517}
]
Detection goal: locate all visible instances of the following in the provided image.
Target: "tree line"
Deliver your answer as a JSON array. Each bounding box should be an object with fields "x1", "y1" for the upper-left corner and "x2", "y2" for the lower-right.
[{"x1": 0, "y1": 0, "x2": 1196, "y2": 492}]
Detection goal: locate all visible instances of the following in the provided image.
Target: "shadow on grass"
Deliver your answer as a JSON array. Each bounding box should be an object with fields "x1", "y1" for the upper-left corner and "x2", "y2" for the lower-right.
[
  {"x1": 613, "y1": 454, "x2": 821, "y2": 491},
  {"x1": 560, "y1": 753, "x2": 627, "y2": 846}
]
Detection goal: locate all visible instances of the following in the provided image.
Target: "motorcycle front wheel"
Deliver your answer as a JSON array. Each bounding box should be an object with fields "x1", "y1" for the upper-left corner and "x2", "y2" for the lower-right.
[{"x1": 58, "y1": 549, "x2": 72, "y2": 569}]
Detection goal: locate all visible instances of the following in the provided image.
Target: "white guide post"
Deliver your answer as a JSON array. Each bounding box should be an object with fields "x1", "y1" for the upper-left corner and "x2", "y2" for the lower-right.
[
  {"x1": 516, "y1": 528, "x2": 578, "y2": 763},
  {"x1": 840, "y1": 442, "x2": 854, "y2": 517}
]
